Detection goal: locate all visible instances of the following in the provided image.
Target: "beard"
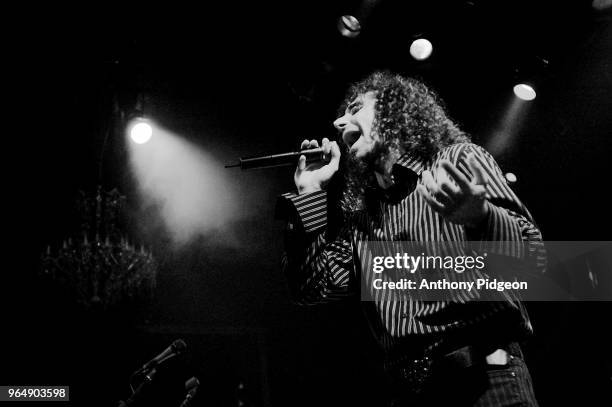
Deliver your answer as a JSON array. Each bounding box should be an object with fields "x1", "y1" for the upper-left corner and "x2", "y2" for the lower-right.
[
  {"x1": 339, "y1": 140, "x2": 396, "y2": 213},
  {"x1": 339, "y1": 150, "x2": 375, "y2": 213}
]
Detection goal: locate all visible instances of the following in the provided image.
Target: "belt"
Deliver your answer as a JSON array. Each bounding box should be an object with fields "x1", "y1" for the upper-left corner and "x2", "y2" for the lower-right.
[{"x1": 388, "y1": 341, "x2": 521, "y2": 395}]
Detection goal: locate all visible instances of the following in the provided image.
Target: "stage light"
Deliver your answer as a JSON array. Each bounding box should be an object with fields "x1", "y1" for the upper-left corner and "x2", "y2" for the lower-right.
[
  {"x1": 127, "y1": 126, "x2": 241, "y2": 246},
  {"x1": 505, "y1": 172, "x2": 517, "y2": 183},
  {"x1": 410, "y1": 38, "x2": 433, "y2": 61},
  {"x1": 130, "y1": 121, "x2": 153, "y2": 144},
  {"x1": 337, "y1": 15, "x2": 361, "y2": 38},
  {"x1": 513, "y1": 84, "x2": 536, "y2": 101}
]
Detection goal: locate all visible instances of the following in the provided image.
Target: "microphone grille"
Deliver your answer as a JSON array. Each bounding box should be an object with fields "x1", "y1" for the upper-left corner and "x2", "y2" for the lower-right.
[
  {"x1": 172, "y1": 339, "x2": 187, "y2": 353},
  {"x1": 185, "y1": 377, "x2": 200, "y2": 391}
]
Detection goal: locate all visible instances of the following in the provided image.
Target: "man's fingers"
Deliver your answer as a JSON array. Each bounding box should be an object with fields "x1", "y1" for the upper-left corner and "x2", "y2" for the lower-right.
[
  {"x1": 417, "y1": 185, "x2": 447, "y2": 214},
  {"x1": 440, "y1": 160, "x2": 471, "y2": 191},
  {"x1": 295, "y1": 139, "x2": 339, "y2": 193},
  {"x1": 297, "y1": 155, "x2": 306, "y2": 171},
  {"x1": 322, "y1": 138, "x2": 331, "y2": 156},
  {"x1": 434, "y1": 188, "x2": 455, "y2": 207},
  {"x1": 467, "y1": 154, "x2": 488, "y2": 186},
  {"x1": 328, "y1": 141, "x2": 341, "y2": 171},
  {"x1": 301, "y1": 139, "x2": 322, "y2": 151},
  {"x1": 440, "y1": 181, "x2": 460, "y2": 197},
  {"x1": 421, "y1": 170, "x2": 439, "y2": 196},
  {"x1": 419, "y1": 173, "x2": 449, "y2": 211},
  {"x1": 472, "y1": 184, "x2": 488, "y2": 199}
]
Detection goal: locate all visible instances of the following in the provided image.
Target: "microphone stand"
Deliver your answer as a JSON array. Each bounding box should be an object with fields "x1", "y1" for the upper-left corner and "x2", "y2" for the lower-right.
[
  {"x1": 116, "y1": 339, "x2": 187, "y2": 407},
  {"x1": 178, "y1": 377, "x2": 199, "y2": 407},
  {"x1": 117, "y1": 368, "x2": 157, "y2": 407}
]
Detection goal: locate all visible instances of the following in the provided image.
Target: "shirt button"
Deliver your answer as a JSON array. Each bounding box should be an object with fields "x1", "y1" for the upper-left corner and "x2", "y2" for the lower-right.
[{"x1": 401, "y1": 312, "x2": 409, "y2": 318}]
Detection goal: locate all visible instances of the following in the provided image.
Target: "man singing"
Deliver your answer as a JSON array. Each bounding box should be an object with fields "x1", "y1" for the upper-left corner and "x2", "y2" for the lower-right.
[{"x1": 278, "y1": 71, "x2": 544, "y2": 406}]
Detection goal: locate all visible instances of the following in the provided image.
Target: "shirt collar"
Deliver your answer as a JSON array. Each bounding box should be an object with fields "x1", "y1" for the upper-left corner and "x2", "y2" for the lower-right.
[
  {"x1": 369, "y1": 152, "x2": 423, "y2": 204},
  {"x1": 394, "y1": 152, "x2": 425, "y2": 176}
]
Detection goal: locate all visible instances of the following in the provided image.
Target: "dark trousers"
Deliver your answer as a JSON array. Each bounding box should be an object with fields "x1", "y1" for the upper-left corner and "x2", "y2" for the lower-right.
[{"x1": 391, "y1": 345, "x2": 538, "y2": 407}]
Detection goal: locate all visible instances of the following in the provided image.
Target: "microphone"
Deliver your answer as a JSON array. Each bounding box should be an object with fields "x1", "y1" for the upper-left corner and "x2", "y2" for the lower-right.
[
  {"x1": 137, "y1": 339, "x2": 187, "y2": 373},
  {"x1": 179, "y1": 377, "x2": 200, "y2": 407},
  {"x1": 225, "y1": 147, "x2": 330, "y2": 170}
]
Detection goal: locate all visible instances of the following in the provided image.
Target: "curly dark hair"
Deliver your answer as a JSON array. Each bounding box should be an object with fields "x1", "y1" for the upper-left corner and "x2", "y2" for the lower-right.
[
  {"x1": 339, "y1": 71, "x2": 469, "y2": 213},
  {"x1": 340, "y1": 71, "x2": 469, "y2": 162}
]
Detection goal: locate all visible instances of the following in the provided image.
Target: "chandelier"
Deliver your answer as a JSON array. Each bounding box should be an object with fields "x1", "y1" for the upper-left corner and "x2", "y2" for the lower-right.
[{"x1": 41, "y1": 187, "x2": 157, "y2": 312}]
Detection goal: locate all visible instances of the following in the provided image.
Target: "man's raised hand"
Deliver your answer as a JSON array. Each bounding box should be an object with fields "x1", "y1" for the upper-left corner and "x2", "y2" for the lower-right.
[{"x1": 417, "y1": 154, "x2": 491, "y2": 228}]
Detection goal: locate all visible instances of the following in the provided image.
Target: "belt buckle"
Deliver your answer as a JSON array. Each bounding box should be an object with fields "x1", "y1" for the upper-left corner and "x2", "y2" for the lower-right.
[{"x1": 397, "y1": 355, "x2": 432, "y2": 394}]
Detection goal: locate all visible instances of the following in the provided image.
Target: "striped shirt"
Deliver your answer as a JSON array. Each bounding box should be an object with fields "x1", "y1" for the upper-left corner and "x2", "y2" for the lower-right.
[{"x1": 279, "y1": 142, "x2": 545, "y2": 359}]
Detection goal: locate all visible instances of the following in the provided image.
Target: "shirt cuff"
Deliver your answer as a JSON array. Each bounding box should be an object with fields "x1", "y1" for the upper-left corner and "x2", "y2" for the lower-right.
[
  {"x1": 466, "y1": 201, "x2": 524, "y2": 258},
  {"x1": 276, "y1": 190, "x2": 328, "y2": 233}
]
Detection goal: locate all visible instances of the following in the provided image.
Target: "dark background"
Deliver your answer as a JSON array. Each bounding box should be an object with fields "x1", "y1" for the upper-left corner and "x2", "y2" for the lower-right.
[{"x1": 3, "y1": 1, "x2": 611, "y2": 406}]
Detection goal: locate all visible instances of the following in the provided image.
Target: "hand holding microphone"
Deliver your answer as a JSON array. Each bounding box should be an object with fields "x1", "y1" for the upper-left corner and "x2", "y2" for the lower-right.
[{"x1": 294, "y1": 138, "x2": 341, "y2": 194}]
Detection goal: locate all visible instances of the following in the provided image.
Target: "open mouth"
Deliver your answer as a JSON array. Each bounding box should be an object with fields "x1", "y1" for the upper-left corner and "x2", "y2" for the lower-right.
[{"x1": 343, "y1": 129, "x2": 362, "y2": 147}]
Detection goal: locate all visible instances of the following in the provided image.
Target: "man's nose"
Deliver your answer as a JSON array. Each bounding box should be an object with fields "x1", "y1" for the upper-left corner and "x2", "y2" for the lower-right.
[{"x1": 333, "y1": 114, "x2": 349, "y2": 131}]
